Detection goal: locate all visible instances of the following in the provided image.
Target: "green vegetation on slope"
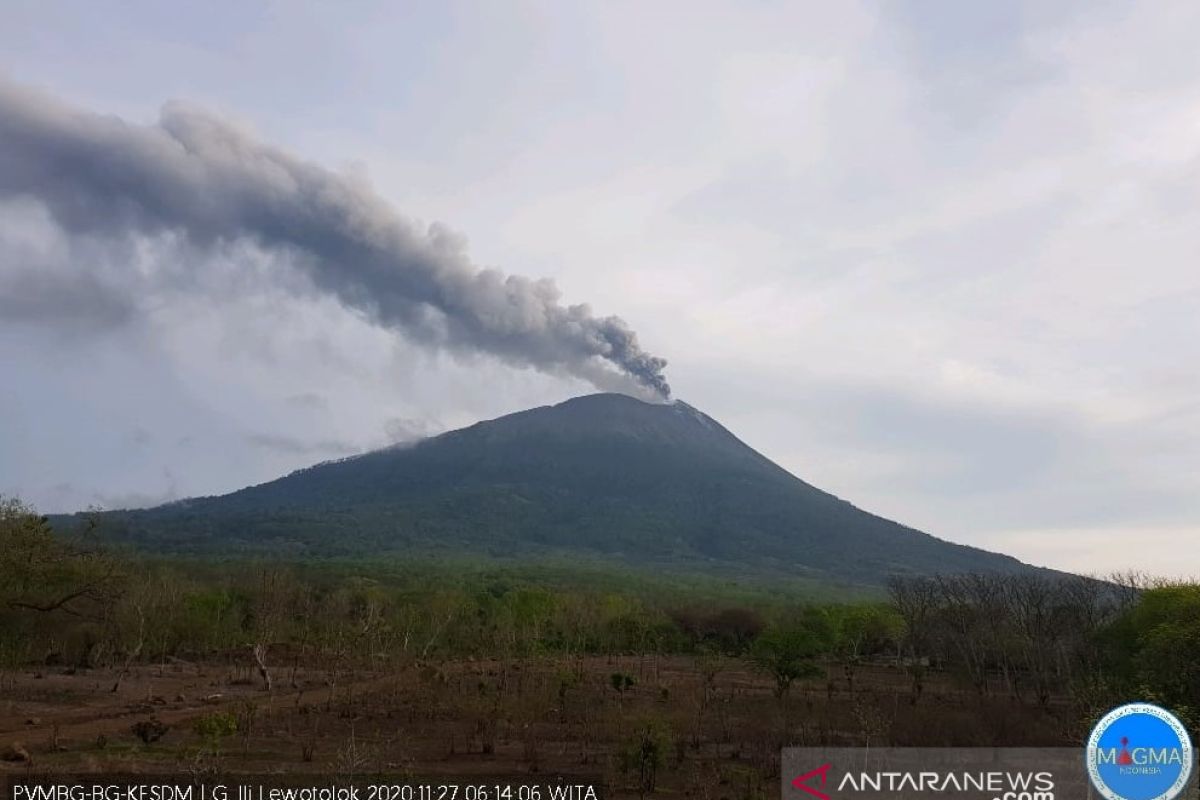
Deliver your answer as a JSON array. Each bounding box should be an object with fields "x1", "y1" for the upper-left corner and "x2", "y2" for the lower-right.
[{"x1": 54, "y1": 394, "x2": 1036, "y2": 587}]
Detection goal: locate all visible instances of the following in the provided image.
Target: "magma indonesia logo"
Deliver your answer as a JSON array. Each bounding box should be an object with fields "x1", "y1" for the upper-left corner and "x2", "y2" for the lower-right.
[{"x1": 1086, "y1": 703, "x2": 1194, "y2": 800}]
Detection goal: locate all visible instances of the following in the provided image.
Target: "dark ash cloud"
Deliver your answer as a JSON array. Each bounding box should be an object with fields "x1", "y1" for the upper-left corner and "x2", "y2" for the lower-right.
[{"x1": 0, "y1": 78, "x2": 670, "y2": 398}]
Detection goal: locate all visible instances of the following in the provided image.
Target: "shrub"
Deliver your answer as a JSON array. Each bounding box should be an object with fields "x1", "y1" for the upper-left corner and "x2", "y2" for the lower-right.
[{"x1": 193, "y1": 711, "x2": 238, "y2": 743}]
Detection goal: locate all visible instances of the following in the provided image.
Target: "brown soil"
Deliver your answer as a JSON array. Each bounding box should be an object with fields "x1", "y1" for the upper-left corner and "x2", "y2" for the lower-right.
[{"x1": 0, "y1": 656, "x2": 1075, "y2": 799}]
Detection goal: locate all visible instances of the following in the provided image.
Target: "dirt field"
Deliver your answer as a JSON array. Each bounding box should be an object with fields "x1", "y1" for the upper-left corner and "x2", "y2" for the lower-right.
[{"x1": 0, "y1": 655, "x2": 1078, "y2": 799}]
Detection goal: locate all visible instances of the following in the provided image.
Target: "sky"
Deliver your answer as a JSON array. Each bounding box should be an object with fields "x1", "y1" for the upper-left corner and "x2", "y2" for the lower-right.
[{"x1": 0, "y1": 0, "x2": 1197, "y2": 577}]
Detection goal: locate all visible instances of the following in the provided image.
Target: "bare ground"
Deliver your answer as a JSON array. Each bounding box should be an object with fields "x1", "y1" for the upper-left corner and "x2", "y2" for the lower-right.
[{"x1": 0, "y1": 656, "x2": 1078, "y2": 799}]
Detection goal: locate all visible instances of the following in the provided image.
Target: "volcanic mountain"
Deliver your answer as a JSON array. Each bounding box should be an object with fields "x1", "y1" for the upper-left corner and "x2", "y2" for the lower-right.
[{"x1": 87, "y1": 393, "x2": 1036, "y2": 586}]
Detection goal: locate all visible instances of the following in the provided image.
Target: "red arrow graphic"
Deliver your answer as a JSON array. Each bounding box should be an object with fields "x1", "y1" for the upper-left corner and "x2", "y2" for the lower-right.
[{"x1": 791, "y1": 763, "x2": 833, "y2": 800}]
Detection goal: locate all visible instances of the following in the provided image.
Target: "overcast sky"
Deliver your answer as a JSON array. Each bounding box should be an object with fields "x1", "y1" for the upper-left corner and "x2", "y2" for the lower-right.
[{"x1": 1, "y1": 0, "x2": 1197, "y2": 577}]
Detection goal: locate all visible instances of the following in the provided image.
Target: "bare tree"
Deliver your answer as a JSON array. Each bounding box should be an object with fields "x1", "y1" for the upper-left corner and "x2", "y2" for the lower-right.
[
  {"x1": 248, "y1": 569, "x2": 299, "y2": 692},
  {"x1": 886, "y1": 575, "x2": 939, "y2": 702}
]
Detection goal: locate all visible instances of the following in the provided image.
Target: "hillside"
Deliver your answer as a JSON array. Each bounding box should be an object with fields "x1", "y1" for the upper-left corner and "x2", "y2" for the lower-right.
[{"x1": 74, "y1": 393, "x2": 1039, "y2": 587}]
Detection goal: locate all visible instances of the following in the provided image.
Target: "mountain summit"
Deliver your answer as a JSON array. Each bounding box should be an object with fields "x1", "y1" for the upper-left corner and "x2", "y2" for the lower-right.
[{"x1": 92, "y1": 393, "x2": 1035, "y2": 586}]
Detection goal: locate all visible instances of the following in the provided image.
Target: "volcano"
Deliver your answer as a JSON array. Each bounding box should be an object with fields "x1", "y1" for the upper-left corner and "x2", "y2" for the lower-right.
[{"x1": 84, "y1": 393, "x2": 1037, "y2": 586}]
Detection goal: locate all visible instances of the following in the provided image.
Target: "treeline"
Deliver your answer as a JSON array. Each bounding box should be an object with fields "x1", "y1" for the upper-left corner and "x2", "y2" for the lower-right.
[
  {"x1": 2, "y1": 497, "x2": 892, "y2": 669},
  {"x1": 887, "y1": 571, "x2": 1200, "y2": 726},
  {"x1": 0, "y1": 509, "x2": 895, "y2": 670},
  {"x1": 2, "y1": 496, "x2": 1197, "y2": 731}
]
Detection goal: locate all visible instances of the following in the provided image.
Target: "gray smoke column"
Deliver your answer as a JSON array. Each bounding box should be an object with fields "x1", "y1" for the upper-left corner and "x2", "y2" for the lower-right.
[{"x1": 0, "y1": 79, "x2": 670, "y2": 399}]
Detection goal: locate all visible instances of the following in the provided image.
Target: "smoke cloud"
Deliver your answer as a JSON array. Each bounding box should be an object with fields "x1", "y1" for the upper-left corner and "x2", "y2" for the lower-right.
[{"x1": 0, "y1": 78, "x2": 670, "y2": 398}]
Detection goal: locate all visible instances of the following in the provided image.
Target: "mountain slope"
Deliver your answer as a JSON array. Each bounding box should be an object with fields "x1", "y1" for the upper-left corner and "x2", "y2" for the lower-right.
[{"x1": 84, "y1": 393, "x2": 1038, "y2": 586}]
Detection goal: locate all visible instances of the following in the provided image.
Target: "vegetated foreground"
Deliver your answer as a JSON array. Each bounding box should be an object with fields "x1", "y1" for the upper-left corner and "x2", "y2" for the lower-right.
[
  {"x1": 1, "y1": 653, "x2": 1076, "y2": 798},
  {"x1": 4, "y1": 497, "x2": 1200, "y2": 799}
]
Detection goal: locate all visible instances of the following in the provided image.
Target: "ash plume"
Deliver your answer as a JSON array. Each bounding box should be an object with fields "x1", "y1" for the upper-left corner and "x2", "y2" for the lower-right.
[{"x1": 0, "y1": 78, "x2": 670, "y2": 399}]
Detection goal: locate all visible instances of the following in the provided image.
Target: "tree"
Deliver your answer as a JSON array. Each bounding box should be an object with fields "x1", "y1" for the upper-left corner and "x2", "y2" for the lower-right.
[
  {"x1": 619, "y1": 717, "x2": 671, "y2": 798},
  {"x1": 0, "y1": 497, "x2": 122, "y2": 619},
  {"x1": 886, "y1": 575, "x2": 940, "y2": 701},
  {"x1": 749, "y1": 611, "x2": 834, "y2": 698},
  {"x1": 247, "y1": 569, "x2": 302, "y2": 692},
  {"x1": 832, "y1": 604, "x2": 902, "y2": 695},
  {"x1": 1118, "y1": 584, "x2": 1200, "y2": 718}
]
